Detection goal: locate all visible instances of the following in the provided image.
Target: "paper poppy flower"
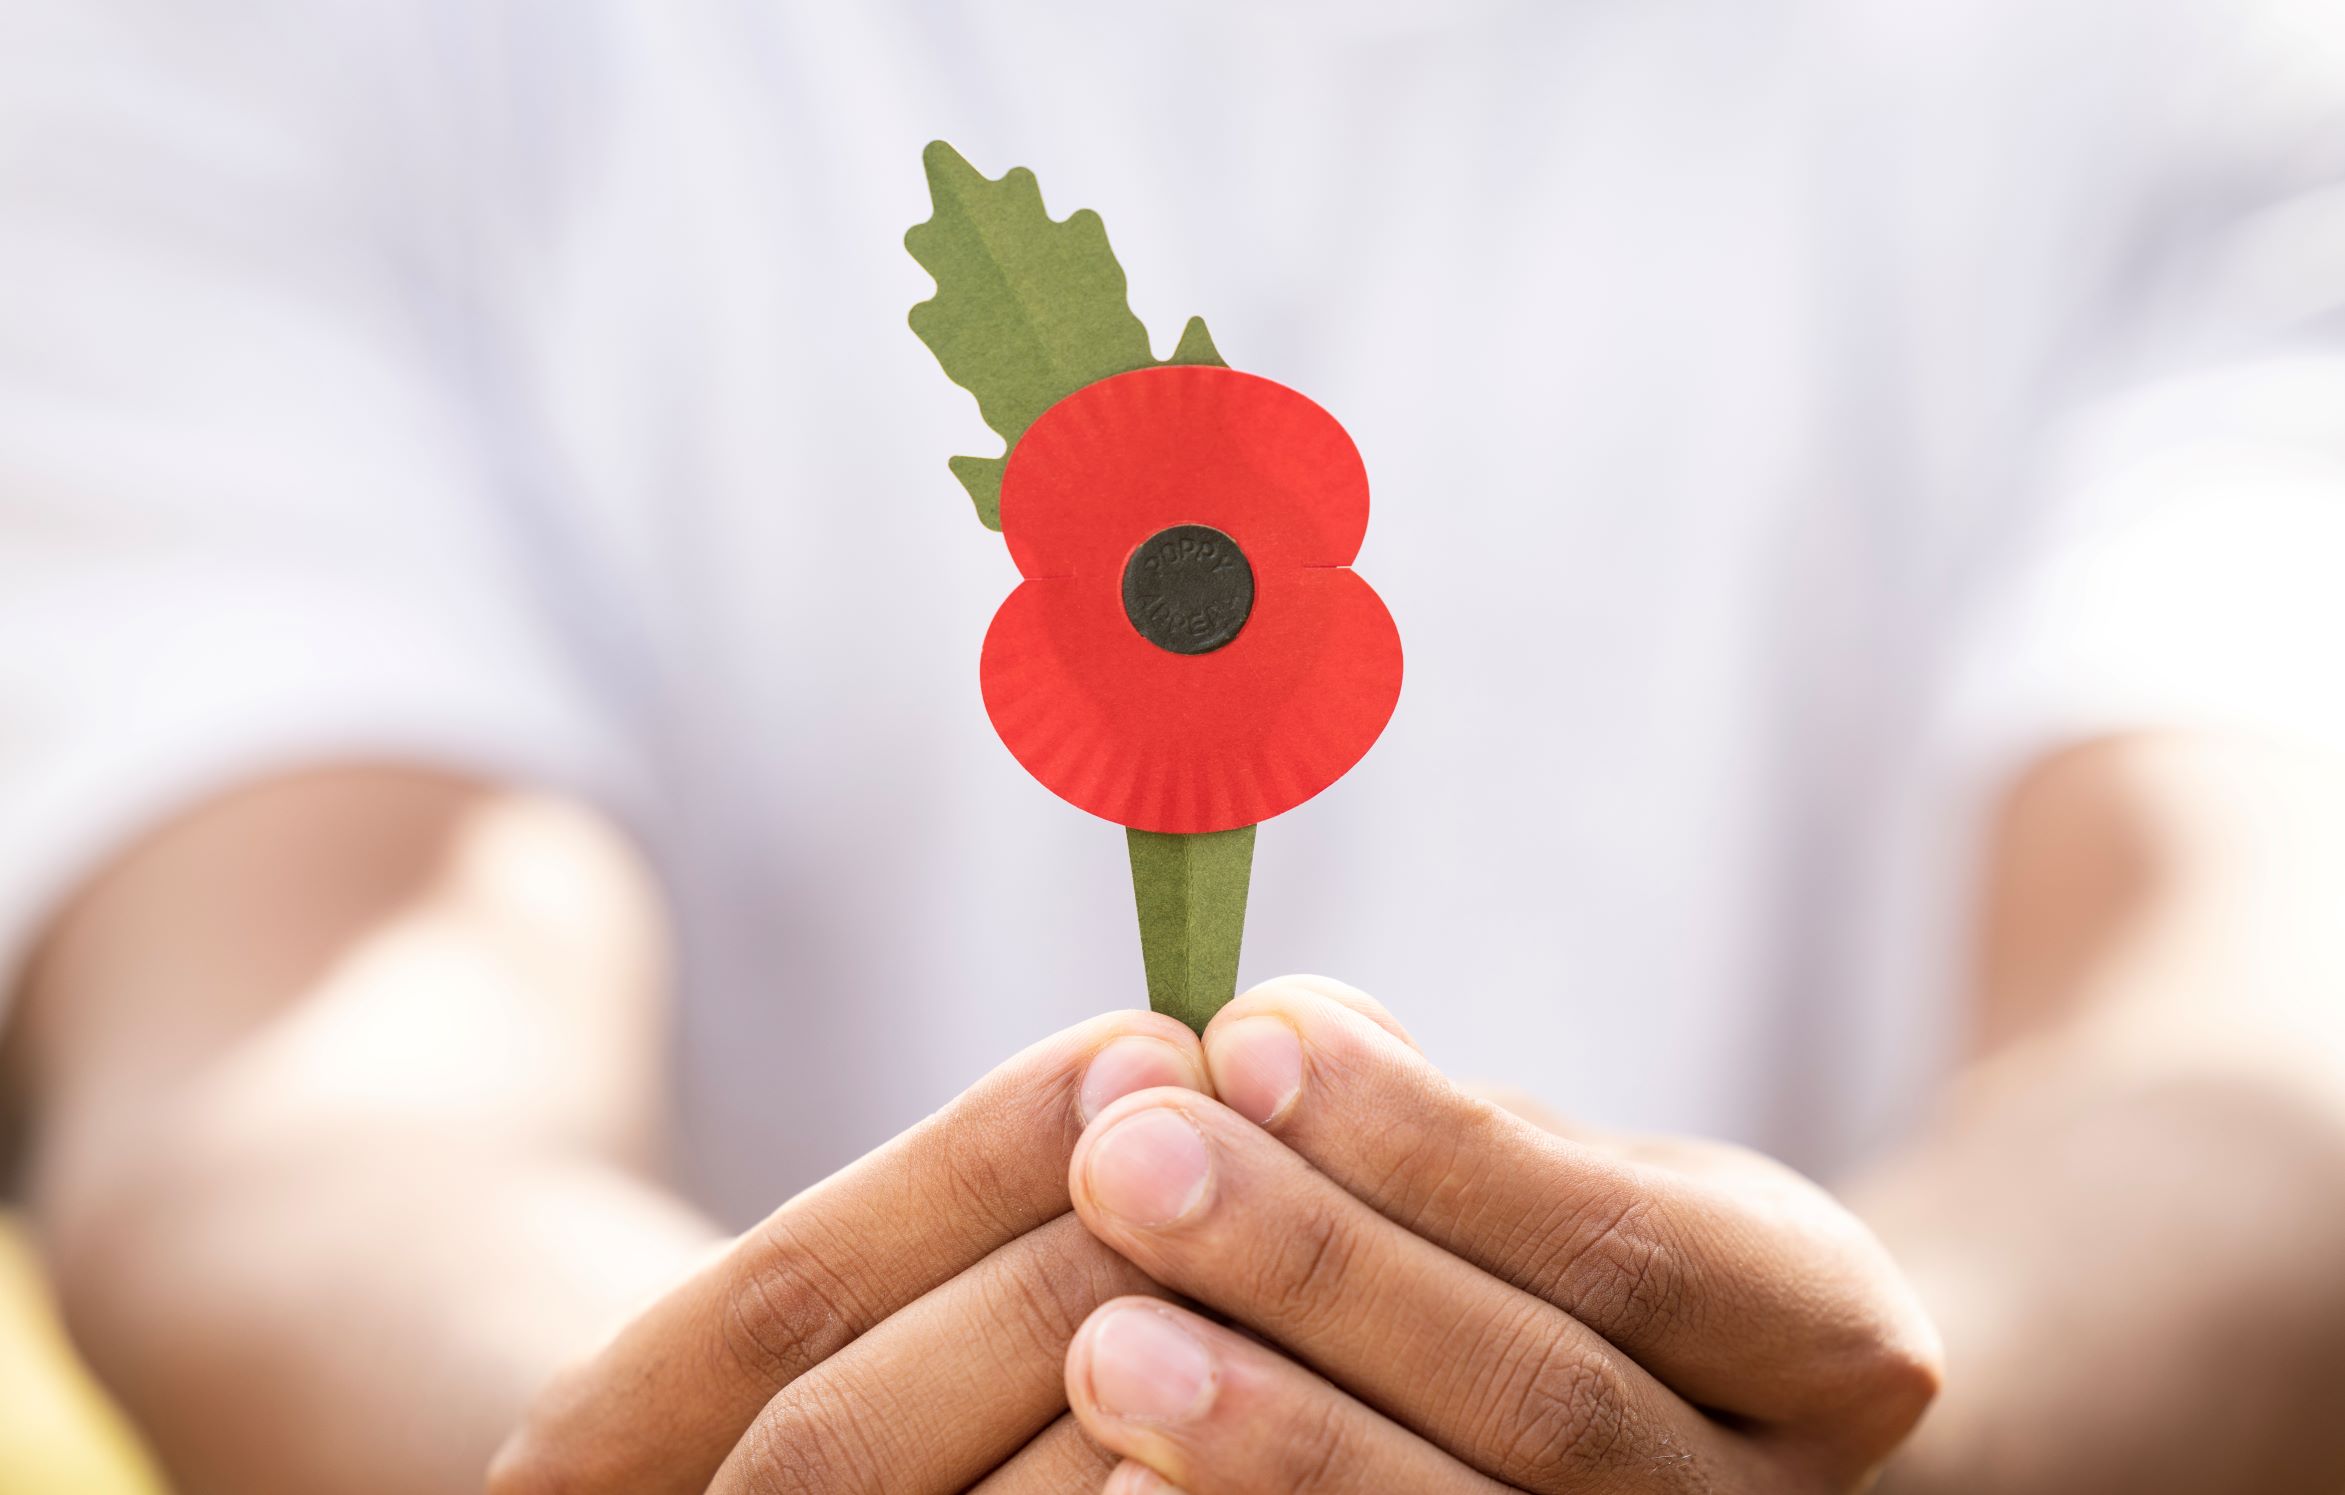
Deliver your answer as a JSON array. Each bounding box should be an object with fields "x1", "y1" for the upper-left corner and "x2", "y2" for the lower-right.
[
  {"x1": 909, "y1": 141, "x2": 1406, "y2": 1028},
  {"x1": 979, "y1": 365, "x2": 1403, "y2": 834}
]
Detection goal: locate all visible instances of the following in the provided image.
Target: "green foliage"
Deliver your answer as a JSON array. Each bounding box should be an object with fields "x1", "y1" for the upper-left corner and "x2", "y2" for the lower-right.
[
  {"x1": 907, "y1": 142, "x2": 1224, "y2": 529},
  {"x1": 1167, "y1": 315, "x2": 1224, "y2": 367},
  {"x1": 947, "y1": 455, "x2": 1005, "y2": 527}
]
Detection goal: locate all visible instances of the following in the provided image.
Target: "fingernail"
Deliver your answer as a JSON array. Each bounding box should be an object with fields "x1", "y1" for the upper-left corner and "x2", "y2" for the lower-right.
[
  {"x1": 1082, "y1": 1037, "x2": 1196, "y2": 1124},
  {"x1": 1085, "y1": 1107, "x2": 1212, "y2": 1226},
  {"x1": 1208, "y1": 1016, "x2": 1303, "y2": 1126},
  {"x1": 1088, "y1": 1305, "x2": 1216, "y2": 1423},
  {"x1": 1106, "y1": 1465, "x2": 1183, "y2": 1495}
]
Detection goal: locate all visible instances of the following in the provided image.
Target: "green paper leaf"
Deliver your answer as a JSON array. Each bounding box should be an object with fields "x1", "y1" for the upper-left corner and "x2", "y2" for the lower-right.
[
  {"x1": 1128, "y1": 825, "x2": 1256, "y2": 1033},
  {"x1": 907, "y1": 141, "x2": 1148, "y2": 529},
  {"x1": 906, "y1": 142, "x2": 1226, "y2": 529},
  {"x1": 1167, "y1": 315, "x2": 1226, "y2": 367},
  {"x1": 948, "y1": 455, "x2": 1005, "y2": 530}
]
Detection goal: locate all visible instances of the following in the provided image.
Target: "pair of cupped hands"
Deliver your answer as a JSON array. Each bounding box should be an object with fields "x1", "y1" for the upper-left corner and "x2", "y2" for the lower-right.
[{"x1": 490, "y1": 978, "x2": 1941, "y2": 1494}]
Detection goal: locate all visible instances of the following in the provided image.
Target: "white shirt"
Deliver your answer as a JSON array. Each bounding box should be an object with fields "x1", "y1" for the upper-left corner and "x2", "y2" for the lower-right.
[{"x1": 7, "y1": 0, "x2": 2345, "y2": 1226}]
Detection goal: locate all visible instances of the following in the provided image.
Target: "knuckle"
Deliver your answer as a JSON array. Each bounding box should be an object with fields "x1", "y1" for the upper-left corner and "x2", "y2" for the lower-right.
[
  {"x1": 1352, "y1": 1082, "x2": 1517, "y2": 1239},
  {"x1": 1489, "y1": 1337, "x2": 1637, "y2": 1483},
  {"x1": 1283, "y1": 1394, "x2": 1365, "y2": 1495},
  {"x1": 1759, "y1": 1211, "x2": 1945, "y2": 1447},
  {"x1": 732, "y1": 1425, "x2": 832, "y2": 1495},
  {"x1": 902, "y1": 1035, "x2": 1096, "y2": 1236},
  {"x1": 1369, "y1": 1105, "x2": 1477, "y2": 1228},
  {"x1": 1870, "y1": 1329, "x2": 1946, "y2": 1431},
  {"x1": 1813, "y1": 1300, "x2": 1946, "y2": 1450},
  {"x1": 1247, "y1": 1199, "x2": 1363, "y2": 1333},
  {"x1": 1528, "y1": 1193, "x2": 1694, "y2": 1351},
  {"x1": 984, "y1": 1225, "x2": 1143, "y2": 1366},
  {"x1": 938, "y1": 1131, "x2": 1036, "y2": 1238},
  {"x1": 989, "y1": 1257, "x2": 1090, "y2": 1363},
  {"x1": 945, "y1": 1059, "x2": 1081, "y2": 1225},
  {"x1": 718, "y1": 1223, "x2": 866, "y2": 1391},
  {"x1": 734, "y1": 1382, "x2": 871, "y2": 1495},
  {"x1": 1002, "y1": 1041, "x2": 1095, "y2": 1159}
]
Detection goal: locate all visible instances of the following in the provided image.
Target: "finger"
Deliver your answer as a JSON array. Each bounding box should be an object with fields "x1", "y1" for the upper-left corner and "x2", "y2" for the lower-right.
[
  {"x1": 1463, "y1": 1078, "x2": 1819, "y2": 1185},
  {"x1": 1235, "y1": 972, "x2": 1420, "y2": 1050},
  {"x1": 1069, "y1": 1093, "x2": 1736, "y2": 1491},
  {"x1": 708, "y1": 1214, "x2": 1153, "y2": 1494},
  {"x1": 1460, "y1": 1080, "x2": 1608, "y2": 1140},
  {"x1": 1103, "y1": 1462, "x2": 1186, "y2": 1495},
  {"x1": 1067, "y1": 1299, "x2": 1504, "y2": 1495},
  {"x1": 1452, "y1": 1092, "x2": 1765, "y2": 1185},
  {"x1": 496, "y1": 1010, "x2": 1204, "y2": 1494},
  {"x1": 1201, "y1": 987, "x2": 1940, "y2": 1439},
  {"x1": 966, "y1": 1415, "x2": 1119, "y2": 1493}
]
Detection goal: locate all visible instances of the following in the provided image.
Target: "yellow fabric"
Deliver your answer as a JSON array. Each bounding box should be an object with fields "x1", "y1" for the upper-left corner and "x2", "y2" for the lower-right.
[{"x1": 0, "y1": 1215, "x2": 166, "y2": 1495}]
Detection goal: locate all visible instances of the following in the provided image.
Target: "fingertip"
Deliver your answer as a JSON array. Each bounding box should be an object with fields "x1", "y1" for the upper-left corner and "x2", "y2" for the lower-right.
[
  {"x1": 1217, "y1": 974, "x2": 1419, "y2": 1051},
  {"x1": 1066, "y1": 1007, "x2": 1210, "y2": 1067},
  {"x1": 1071, "y1": 1298, "x2": 1218, "y2": 1427},
  {"x1": 1204, "y1": 980, "x2": 1423, "y2": 1121},
  {"x1": 1080, "y1": 1033, "x2": 1208, "y2": 1124},
  {"x1": 1023, "y1": 1010, "x2": 1203, "y2": 1100},
  {"x1": 1116, "y1": 1006, "x2": 1216, "y2": 1055},
  {"x1": 1200, "y1": 1014, "x2": 1303, "y2": 1127},
  {"x1": 1072, "y1": 1101, "x2": 1215, "y2": 1229},
  {"x1": 1105, "y1": 1459, "x2": 1187, "y2": 1495}
]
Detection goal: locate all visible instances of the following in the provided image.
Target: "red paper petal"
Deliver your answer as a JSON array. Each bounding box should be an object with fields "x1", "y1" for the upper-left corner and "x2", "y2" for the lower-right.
[
  {"x1": 1001, "y1": 366, "x2": 1369, "y2": 581},
  {"x1": 980, "y1": 565, "x2": 1402, "y2": 833}
]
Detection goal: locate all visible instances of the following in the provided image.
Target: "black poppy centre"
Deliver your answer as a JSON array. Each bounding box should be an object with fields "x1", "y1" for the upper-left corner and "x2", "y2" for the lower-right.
[{"x1": 1121, "y1": 524, "x2": 1255, "y2": 654}]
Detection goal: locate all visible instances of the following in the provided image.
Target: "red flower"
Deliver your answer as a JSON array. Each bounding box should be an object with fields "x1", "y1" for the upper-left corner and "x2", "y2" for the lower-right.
[{"x1": 979, "y1": 365, "x2": 1403, "y2": 834}]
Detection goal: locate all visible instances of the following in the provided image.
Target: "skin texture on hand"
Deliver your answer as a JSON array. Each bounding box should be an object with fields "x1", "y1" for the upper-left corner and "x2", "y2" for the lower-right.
[
  {"x1": 1054, "y1": 738, "x2": 2345, "y2": 1495},
  {"x1": 19, "y1": 736, "x2": 2345, "y2": 1492},
  {"x1": 14, "y1": 769, "x2": 1187, "y2": 1495},
  {"x1": 493, "y1": 1010, "x2": 1209, "y2": 1495},
  {"x1": 1060, "y1": 977, "x2": 1944, "y2": 1493}
]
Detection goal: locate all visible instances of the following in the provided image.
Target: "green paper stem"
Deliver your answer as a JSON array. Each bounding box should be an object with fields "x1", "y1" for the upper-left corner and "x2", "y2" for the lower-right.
[{"x1": 1127, "y1": 825, "x2": 1256, "y2": 1033}]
